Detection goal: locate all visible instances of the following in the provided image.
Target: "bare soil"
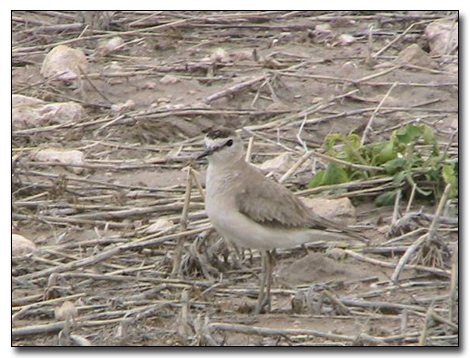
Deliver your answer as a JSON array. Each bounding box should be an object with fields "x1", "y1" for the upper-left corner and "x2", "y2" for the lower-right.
[{"x1": 12, "y1": 11, "x2": 458, "y2": 346}]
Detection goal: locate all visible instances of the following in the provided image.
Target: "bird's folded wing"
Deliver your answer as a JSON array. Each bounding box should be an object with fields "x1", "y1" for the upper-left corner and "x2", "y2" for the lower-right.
[
  {"x1": 234, "y1": 165, "x2": 325, "y2": 228},
  {"x1": 235, "y1": 175, "x2": 312, "y2": 228},
  {"x1": 235, "y1": 165, "x2": 369, "y2": 243}
]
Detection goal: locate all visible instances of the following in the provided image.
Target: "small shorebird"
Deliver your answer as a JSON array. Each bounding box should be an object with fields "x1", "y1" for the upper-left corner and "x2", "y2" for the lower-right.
[{"x1": 197, "y1": 128, "x2": 368, "y2": 313}]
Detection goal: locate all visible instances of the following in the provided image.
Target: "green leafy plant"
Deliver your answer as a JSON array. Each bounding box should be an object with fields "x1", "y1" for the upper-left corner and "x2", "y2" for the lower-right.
[{"x1": 309, "y1": 124, "x2": 458, "y2": 206}]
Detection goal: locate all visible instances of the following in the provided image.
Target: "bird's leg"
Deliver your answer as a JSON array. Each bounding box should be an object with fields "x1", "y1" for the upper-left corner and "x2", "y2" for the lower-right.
[
  {"x1": 265, "y1": 249, "x2": 276, "y2": 312},
  {"x1": 254, "y1": 250, "x2": 267, "y2": 314},
  {"x1": 254, "y1": 250, "x2": 277, "y2": 314}
]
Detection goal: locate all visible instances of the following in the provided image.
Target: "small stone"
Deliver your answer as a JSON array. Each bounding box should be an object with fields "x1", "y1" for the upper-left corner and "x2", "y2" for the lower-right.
[
  {"x1": 32, "y1": 149, "x2": 85, "y2": 173},
  {"x1": 326, "y1": 247, "x2": 347, "y2": 261},
  {"x1": 338, "y1": 34, "x2": 356, "y2": 46},
  {"x1": 41, "y1": 45, "x2": 88, "y2": 82},
  {"x1": 111, "y1": 99, "x2": 135, "y2": 113},
  {"x1": 160, "y1": 75, "x2": 181, "y2": 85},
  {"x1": 210, "y1": 48, "x2": 229, "y2": 63},
  {"x1": 145, "y1": 218, "x2": 174, "y2": 233},
  {"x1": 157, "y1": 97, "x2": 171, "y2": 103},
  {"x1": 395, "y1": 44, "x2": 438, "y2": 69},
  {"x1": 144, "y1": 81, "x2": 157, "y2": 89},
  {"x1": 425, "y1": 20, "x2": 458, "y2": 56},
  {"x1": 55, "y1": 300, "x2": 78, "y2": 321},
  {"x1": 12, "y1": 234, "x2": 36, "y2": 256},
  {"x1": 98, "y1": 36, "x2": 124, "y2": 56},
  {"x1": 12, "y1": 99, "x2": 85, "y2": 128},
  {"x1": 301, "y1": 197, "x2": 357, "y2": 225},
  {"x1": 257, "y1": 153, "x2": 295, "y2": 174},
  {"x1": 314, "y1": 24, "x2": 332, "y2": 35},
  {"x1": 12, "y1": 94, "x2": 45, "y2": 107}
]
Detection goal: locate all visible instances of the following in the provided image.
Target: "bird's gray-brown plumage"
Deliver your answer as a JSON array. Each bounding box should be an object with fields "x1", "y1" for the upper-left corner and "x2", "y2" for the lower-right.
[
  {"x1": 200, "y1": 127, "x2": 367, "y2": 250},
  {"x1": 198, "y1": 127, "x2": 368, "y2": 313},
  {"x1": 234, "y1": 157, "x2": 366, "y2": 240}
]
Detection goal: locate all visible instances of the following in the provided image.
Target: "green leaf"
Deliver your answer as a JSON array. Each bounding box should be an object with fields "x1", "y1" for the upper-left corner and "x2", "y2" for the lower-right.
[
  {"x1": 309, "y1": 170, "x2": 326, "y2": 188},
  {"x1": 323, "y1": 162, "x2": 349, "y2": 185},
  {"x1": 405, "y1": 173, "x2": 432, "y2": 196},
  {"x1": 394, "y1": 124, "x2": 423, "y2": 144},
  {"x1": 415, "y1": 186, "x2": 433, "y2": 196},
  {"x1": 308, "y1": 163, "x2": 349, "y2": 188},
  {"x1": 309, "y1": 124, "x2": 449, "y2": 204},
  {"x1": 376, "y1": 141, "x2": 397, "y2": 164},
  {"x1": 382, "y1": 157, "x2": 406, "y2": 174},
  {"x1": 347, "y1": 133, "x2": 361, "y2": 149},
  {"x1": 442, "y1": 164, "x2": 458, "y2": 198},
  {"x1": 422, "y1": 125, "x2": 435, "y2": 144},
  {"x1": 344, "y1": 144, "x2": 368, "y2": 165},
  {"x1": 392, "y1": 171, "x2": 406, "y2": 185},
  {"x1": 324, "y1": 133, "x2": 344, "y2": 155},
  {"x1": 375, "y1": 191, "x2": 398, "y2": 207}
]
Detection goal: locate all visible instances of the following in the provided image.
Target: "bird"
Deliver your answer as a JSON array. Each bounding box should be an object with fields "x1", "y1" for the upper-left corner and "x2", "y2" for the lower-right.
[{"x1": 197, "y1": 127, "x2": 368, "y2": 314}]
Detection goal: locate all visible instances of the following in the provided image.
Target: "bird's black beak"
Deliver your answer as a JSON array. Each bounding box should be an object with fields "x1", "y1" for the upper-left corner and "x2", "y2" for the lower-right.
[
  {"x1": 196, "y1": 147, "x2": 216, "y2": 160},
  {"x1": 197, "y1": 140, "x2": 232, "y2": 160}
]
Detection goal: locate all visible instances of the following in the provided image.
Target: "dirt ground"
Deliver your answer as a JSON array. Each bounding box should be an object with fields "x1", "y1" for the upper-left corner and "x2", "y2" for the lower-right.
[{"x1": 12, "y1": 11, "x2": 458, "y2": 346}]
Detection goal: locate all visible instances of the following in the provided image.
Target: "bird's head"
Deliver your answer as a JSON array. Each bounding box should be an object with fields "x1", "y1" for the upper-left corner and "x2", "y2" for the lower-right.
[{"x1": 197, "y1": 128, "x2": 244, "y2": 165}]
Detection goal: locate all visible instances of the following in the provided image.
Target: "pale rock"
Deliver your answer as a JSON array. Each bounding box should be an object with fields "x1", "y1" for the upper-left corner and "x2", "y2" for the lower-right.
[
  {"x1": 55, "y1": 300, "x2": 78, "y2": 321},
  {"x1": 12, "y1": 94, "x2": 45, "y2": 107},
  {"x1": 159, "y1": 103, "x2": 186, "y2": 110},
  {"x1": 326, "y1": 247, "x2": 347, "y2": 261},
  {"x1": 145, "y1": 218, "x2": 174, "y2": 234},
  {"x1": 160, "y1": 75, "x2": 181, "y2": 85},
  {"x1": 301, "y1": 197, "x2": 357, "y2": 225},
  {"x1": 144, "y1": 81, "x2": 157, "y2": 89},
  {"x1": 157, "y1": 97, "x2": 171, "y2": 104},
  {"x1": 425, "y1": 20, "x2": 458, "y2": 56},
  {"x1": 32, "y1": 149, "x2": 85, "y2": 171},
  {"x1": 12, "y1": 99, "x2": 85, "y2": 128},
  {"x1": 257, "y1": 153, "x2": 295, "y2": 174},
  {"x1": 338, "y1": 34, "x2": 356, "y2": 45},
  {"x1": 314, "y1": 24, "x2": 332, "y2": 35},
  {"x1": 41, "y1": 45, "x2": 88, "y2": 81},
  {"x1": 12, "y1": 234, "x2": 36, "y2": 256},
  {"x1": 98, "y1": 36, "x2": 124, "y2": 56},
  {"x1": 111, "y1": 99, "x2": 135, "y2": 113},
  {"x1": 395, "y1": 44, "x2": 438, "y2": 69},
  {"x1": 39, "y1": 102, "x2": 85, "y2": 123},
  {"x1": 210, "y1": 48, "x2": 230, "y2": 63}
]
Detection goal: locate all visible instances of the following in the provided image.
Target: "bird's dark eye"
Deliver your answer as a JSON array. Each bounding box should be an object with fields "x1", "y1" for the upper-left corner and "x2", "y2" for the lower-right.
[{"x1": 226, "y1": 139, "x2": 233, "y2": 147}]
